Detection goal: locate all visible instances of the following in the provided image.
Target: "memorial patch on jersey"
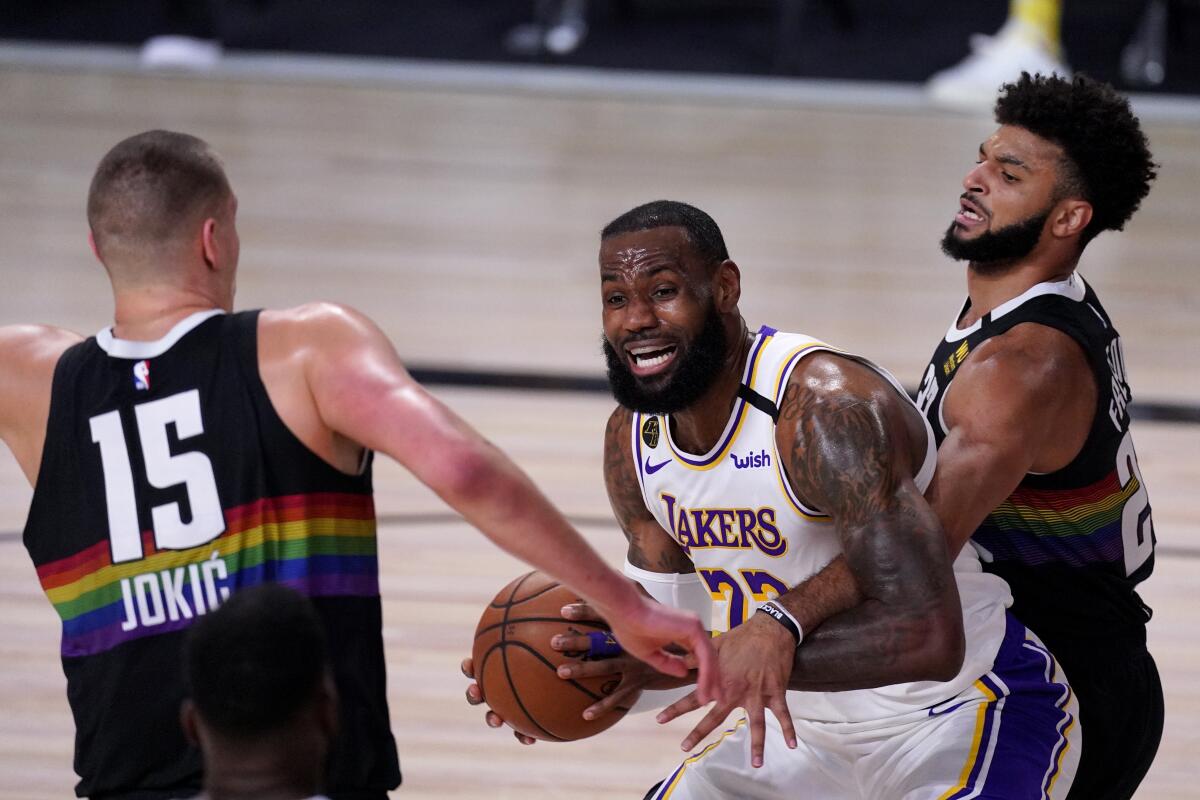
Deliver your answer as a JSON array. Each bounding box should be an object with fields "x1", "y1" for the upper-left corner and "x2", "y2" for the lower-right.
[
  {"x1": 659, "y1": 493, "x2": 786, "y2": 556},
  {"x1": 943, "y1": 340, "x2": 970, "y2": 376},
  {"x1": 641, "y1": 416, "x2": 661, "y2": 448},
  {"x1": 35, "y1": 491, "x2": 378, "y2": 657}
]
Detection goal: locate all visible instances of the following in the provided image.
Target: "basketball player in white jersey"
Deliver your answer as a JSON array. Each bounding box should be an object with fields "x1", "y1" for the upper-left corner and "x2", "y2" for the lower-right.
[
  {"x1": 470, "y1": 200, "x2": 1081, "y2": 798},
  {"x1": 639, "y1": 75, "x2": 1160, "y2": 800},
  {"x1": 0, "y1": 131, "x2": 717, "y2": 798}
]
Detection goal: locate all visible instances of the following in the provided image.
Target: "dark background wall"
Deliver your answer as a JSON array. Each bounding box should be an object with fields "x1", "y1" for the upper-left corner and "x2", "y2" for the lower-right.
[{"x1": 2, "y1": 0, "x2": 1197, "y2": 94}]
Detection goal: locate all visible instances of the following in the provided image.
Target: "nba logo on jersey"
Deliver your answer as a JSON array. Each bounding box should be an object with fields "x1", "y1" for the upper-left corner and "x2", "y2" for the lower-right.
[{"x1": 132, "y1": 360, "x2": 151, "y2": 391}]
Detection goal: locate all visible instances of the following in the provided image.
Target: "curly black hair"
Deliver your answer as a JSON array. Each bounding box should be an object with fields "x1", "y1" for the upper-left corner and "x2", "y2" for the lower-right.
[{"x1": 995, "y1": 72, "x2": 1157, "y2": 246}]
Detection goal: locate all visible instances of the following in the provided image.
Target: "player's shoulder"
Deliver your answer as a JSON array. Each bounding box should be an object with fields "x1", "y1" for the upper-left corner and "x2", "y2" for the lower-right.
[
  {"x1": 604, "y1": 404, "x2": 636, "y2": 444},
  {"x1": 260, "y1": 301, "x2": 370, "y2": 333},
  {"x1": 786, "y1": 350, "x2": 903, "y2": 410},
  {"x1": 0, "y1": 324, "x2": 83, "y2": 373},
  {"x1": 959, "y1": 321, "x2": 1091, "y2": 396},
  {"x1": 259, "y1": 302, "x2": 387, "y2": 352}
]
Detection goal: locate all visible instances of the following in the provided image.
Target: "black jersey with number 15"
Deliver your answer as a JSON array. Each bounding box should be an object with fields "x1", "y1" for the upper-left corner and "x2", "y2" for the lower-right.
[{"x1": 22, "y1": 310, "x2": 400, "y2": 799}]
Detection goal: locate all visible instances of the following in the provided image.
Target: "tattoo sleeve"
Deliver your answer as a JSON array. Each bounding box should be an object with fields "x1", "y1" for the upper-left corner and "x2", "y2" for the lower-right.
[
  {"x1": 773, "y1": 363, "x2": 964, "y2": 691},
  {"x1": 603, "y1": 407, "x2": 694, "y2": 575}
]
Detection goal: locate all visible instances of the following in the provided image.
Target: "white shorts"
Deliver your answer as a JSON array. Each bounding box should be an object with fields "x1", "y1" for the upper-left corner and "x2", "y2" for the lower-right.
[{"x1": 650, "y1": 615, "x2": 1080, "y2": 800}]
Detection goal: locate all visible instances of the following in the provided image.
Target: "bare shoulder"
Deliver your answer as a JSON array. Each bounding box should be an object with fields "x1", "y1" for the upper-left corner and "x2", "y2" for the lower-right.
[
  {"x1": 259, "y1": 301, "x2": 381, "y2": 346},
  {"x1": 786, "y1": 351, "x2": 901, "y2": 405},
  {"x1": 0, "y1": 324, "x2": 83, "y2": 483},
  {"x1": 258, "y1": 302, "x2": 404, "y2": 382},
  {"x1": 0, "y1": 324, "x2": 83, "y2": 405},
  {"x1": 776, "y1": 351, "x2": 923, "y2": 513},
  {"x1": 603, "y1": 404, "x2": 638, "y2": 503},
  {"x1": 779, "y1": 351, "x2": 918, "y2": 444},
  {"x1": 604, "y1": 404, "x2": 635, "y2": 445},
  {"x1": 0, "y1": 324, "x2": 83, "y2": 373},
  {"x1": 953, "y1": 322, "x2": 1092, "y2": 407}
]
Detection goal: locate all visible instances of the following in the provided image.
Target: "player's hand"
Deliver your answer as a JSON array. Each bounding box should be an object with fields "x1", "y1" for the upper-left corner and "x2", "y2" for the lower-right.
[
  {"x1": 599, "y1": 592, "x2": 723, "y2": 708},
  {"x1": 460, "y1": 657, "x2": 537, "y2": 745},
  {"x1": 551, "y1": 602, "x2": 694, "y2": 720},
  {"x1": 655, "y1": 614, "x2": 798, "y2": 768}
]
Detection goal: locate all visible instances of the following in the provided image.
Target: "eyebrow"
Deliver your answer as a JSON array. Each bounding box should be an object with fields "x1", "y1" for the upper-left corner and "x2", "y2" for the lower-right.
[{"x1": 979, "y1": 143, "x2": 1033, "y2": 173}]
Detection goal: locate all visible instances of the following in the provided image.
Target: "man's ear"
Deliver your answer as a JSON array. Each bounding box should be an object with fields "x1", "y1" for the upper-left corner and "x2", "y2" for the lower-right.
[
  {"x1": 200, "y1": 218, "x2": 219, "y2": 270},
  {"x1": 180, "y1": 699, "x2": 200, "y2": 747},
  {"x1": 714, "y1": 259, "x2": 742, "y2": 312},
  {"x1": 1051, "y1": 199, "x2": 1093, "y2": 240},
  {"x1": 88, "y1": 231, "x2": 102, "y2": 263}
]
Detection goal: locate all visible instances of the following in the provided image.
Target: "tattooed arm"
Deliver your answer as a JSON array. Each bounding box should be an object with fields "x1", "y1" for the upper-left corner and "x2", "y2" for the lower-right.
[
  {"x1": 777, "y1": 354, "x2": 965, "y2": 691},
  {"x1": 603, "y1": 405, "x2": 695, "y2": 575}
]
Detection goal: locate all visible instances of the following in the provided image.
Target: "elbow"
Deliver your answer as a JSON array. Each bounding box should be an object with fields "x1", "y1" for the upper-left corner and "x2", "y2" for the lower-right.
[
  {"x1": 921, "y1": 611, "x2": 966, "y2": 682},
  {"x1": 424, "y1": 441, "x2": 502, "y2": 504}
]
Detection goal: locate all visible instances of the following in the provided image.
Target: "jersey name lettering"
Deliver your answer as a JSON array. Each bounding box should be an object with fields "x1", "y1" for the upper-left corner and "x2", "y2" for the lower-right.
[
  {"x1": 659, "y1": 493, "x2": 786, "y2": 556},
  {"x1": 1106, "y1": 337, "x2": 1132, "y2": 430},
  {"x1": 118, "y1": 552, "x2": 231, "y2": 632}
]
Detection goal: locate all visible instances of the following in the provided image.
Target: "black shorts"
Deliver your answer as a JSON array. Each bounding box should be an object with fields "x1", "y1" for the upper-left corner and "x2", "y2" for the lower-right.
[{"x1": 1064, "y1": 647, "x2": 1163, "y2": 800}]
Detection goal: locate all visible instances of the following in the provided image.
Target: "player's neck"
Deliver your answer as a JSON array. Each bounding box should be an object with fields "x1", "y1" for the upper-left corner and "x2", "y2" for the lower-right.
[
  {"x1": 668, "y1": 325, "x2": 754, "y2": 454},
  {"x1": 961, "y1": 258, "x2": 1075, "y2": 327},
  {"x1": 111, "y1": 284, "x2": 232, "y2": 341},
  {"x1": 200, "y1": 743, "x2": 324, "y2": 800}
]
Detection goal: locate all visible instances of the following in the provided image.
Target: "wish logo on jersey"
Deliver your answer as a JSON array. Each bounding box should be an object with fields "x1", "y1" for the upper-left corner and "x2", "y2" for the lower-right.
[
  {"x1": 730, "y1": 449, "x2": 771, "y2": 470},
  {"x1": 659, "y1": 493, "x2": 786, "y2": 556}
]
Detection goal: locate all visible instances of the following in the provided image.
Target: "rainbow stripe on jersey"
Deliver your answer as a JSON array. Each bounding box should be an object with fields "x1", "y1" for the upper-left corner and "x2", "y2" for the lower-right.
[
  {"x1": 38, "y1": 492, "x2": 377, "y2": 657},
  {"x1": 972, "y1": 469, "x2": 1140, "y2": 568}
]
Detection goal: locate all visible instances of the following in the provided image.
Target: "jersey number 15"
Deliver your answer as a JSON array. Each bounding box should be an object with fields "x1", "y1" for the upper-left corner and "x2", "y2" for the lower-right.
[{"x1": 89, "y1": 389, "x2": 226, "y2": 564}]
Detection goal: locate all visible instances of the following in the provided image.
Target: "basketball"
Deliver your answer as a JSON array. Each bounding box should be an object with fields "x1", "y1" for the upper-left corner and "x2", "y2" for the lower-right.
[{"x1": 472, "y1": 571, "x2": 630, "y2": 742}]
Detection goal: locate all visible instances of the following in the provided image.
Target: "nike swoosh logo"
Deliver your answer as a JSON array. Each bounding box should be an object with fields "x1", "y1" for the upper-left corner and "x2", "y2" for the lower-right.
[
  {"x1": 927, "y1": 700, "x2": 970, "y2": 717},
  {"x1": 644, "y1": 457, "x2": 672, "y2": 474}
]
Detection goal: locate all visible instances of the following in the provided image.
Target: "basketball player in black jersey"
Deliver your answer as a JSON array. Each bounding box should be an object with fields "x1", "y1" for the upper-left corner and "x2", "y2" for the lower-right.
[
  {"x1": 644, "y1": 74, "x2": 1160, "y2": 799},
  {"x1": 918, "y1": 72, "x2": 1162, "y2": 800},
  {"x1": 0, "y1": 130, "x2": 717, "y2": 799}
]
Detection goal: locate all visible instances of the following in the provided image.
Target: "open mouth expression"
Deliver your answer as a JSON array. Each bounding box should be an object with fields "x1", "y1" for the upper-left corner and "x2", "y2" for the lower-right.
[
  {"x1": 625, "y1": 339, "x2": 680, "y2": 378},
  {"x1": 954, "y1": 194, "x2": 989, "y2": 232}
]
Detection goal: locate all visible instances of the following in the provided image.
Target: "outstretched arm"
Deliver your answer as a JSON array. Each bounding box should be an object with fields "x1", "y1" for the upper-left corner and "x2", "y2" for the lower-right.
[{"x1": 283, "y1": 303, "x2": 717, "y2": 693}]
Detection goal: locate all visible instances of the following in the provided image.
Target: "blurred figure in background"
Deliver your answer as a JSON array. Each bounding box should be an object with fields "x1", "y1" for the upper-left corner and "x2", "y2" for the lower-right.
[
  {"x1": 928, "y1": 0, "x2": 1070, "y2": 109},
  {"x1": 182, "y1": 583, "x2": 336, "y2": 800},
  {"x1": 140, "y1": 0, "x2": 222, "y2": 70}
]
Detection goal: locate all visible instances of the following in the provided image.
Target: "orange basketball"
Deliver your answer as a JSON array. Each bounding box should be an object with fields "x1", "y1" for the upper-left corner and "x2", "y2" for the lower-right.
[{"x1": 471, "y1": 571, "x2": 629, "y2": 742}]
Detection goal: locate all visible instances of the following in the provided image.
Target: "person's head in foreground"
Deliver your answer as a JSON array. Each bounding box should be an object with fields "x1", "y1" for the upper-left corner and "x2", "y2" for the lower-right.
[{"x1": 182, "y1": 584, "x2": 337, "y2": 800}]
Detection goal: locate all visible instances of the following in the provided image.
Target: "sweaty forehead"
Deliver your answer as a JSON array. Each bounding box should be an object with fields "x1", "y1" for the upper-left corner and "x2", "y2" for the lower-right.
[{"x1": 599, "y1": 226, "x2": 695, "y2": 275}]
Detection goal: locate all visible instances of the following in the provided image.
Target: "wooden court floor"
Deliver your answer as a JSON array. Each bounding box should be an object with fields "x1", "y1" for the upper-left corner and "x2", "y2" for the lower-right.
[{"x1": 1, "y1": 59, "x2": 1197, "y2": 797}]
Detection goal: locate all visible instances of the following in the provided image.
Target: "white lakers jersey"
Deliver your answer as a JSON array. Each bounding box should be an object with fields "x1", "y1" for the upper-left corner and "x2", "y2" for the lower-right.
[{"x1": 629, "y1": 325, "x2": 1012, "y2": 723}]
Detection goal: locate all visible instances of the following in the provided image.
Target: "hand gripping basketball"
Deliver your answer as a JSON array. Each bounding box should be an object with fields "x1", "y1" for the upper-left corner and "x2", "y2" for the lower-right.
[
  {"x1": 469, "y1": 572, "x2": 636, "y2": 741},
  {"x1": 465, "y1": 572, "x2": 720, "y2": 743}
]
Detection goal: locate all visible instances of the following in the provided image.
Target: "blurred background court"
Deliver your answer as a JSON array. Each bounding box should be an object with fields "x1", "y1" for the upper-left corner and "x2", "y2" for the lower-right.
[{"x1": 1, "y1": 1, "x2": 1198, "y2": 797}]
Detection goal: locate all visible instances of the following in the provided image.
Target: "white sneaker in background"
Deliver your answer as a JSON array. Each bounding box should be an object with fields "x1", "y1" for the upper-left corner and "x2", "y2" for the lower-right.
[
  {"x1": 926, "y1": 22, "x2": 1070, "y2": 112},
  {"x1": 139, "y1": 36, "x2": 222, "y2": 71}
]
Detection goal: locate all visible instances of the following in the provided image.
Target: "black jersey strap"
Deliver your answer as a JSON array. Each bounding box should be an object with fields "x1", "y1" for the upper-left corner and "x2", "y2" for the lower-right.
[{"x1": 738, "y1": 383, "x2": 779, "y2": 422}]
